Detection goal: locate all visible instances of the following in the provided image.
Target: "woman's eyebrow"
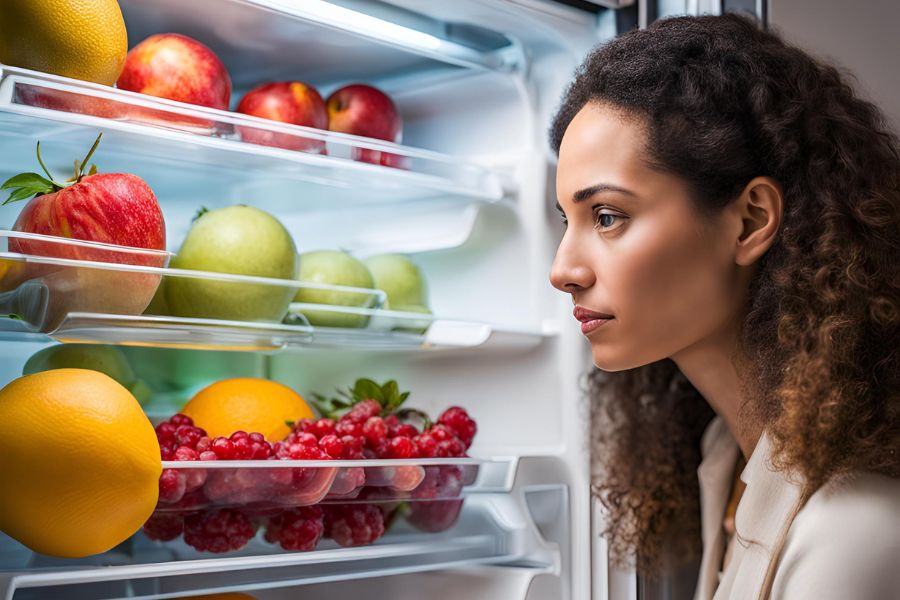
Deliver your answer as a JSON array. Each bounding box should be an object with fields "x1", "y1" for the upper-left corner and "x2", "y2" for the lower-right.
[{"x1": 572, "y1": 183, "x2": 637, "y2": 203}]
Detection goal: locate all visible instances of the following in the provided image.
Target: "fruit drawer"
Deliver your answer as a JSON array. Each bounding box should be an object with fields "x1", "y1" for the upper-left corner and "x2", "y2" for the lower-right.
[{"x1": 0, "y1": 65, "x2": 507, "y2": 210}]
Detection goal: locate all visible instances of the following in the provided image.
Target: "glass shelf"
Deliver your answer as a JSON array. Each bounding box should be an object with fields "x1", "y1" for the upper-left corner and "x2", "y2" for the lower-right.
[
  {"x1": 0, "y1": 233, "x2": 550, "y2": 352},
  {"x1": 0, "y1": 65, "x2": 508, "y2": 211},
  {"x1": 117, "y1": 0, "x2": 526, "y2": 89}
]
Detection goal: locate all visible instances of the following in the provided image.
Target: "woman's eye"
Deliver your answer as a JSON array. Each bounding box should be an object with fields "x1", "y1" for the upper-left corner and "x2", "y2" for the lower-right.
[
  {"x1": 593, "y1": 209, "x2": 625, "y2": 230},
  {"x1": 598, "y1": 214, "x2": 617, "y2": 228}
]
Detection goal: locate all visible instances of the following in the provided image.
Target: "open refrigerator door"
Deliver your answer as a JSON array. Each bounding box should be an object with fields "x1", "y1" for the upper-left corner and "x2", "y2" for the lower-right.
[{"x1": 0, "y1": 1, "x2": 762, "y2": 599}]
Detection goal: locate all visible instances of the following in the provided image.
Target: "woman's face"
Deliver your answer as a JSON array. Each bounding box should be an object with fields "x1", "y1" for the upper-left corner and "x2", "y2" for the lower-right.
[{"x1": 551, "y1": 102, "x2": 746, "y2": 371}]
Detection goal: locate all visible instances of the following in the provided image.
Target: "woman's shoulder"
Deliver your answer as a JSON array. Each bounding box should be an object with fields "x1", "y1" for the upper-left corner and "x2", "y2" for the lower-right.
[{"x1": 771, "y1": 472, "x2": 900, "y2": 599}]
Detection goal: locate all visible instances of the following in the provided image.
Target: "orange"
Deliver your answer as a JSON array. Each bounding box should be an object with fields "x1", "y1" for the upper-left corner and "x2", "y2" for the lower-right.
[
  {"x1": 0, "y1": 0, "x2": 128, "y2": 86},
  {"x1": 181, "y1": 378, "x2": 313, "y2": 441},
  {"x1": 0, "y1": 369, "x2": 161, "y2": 557}
]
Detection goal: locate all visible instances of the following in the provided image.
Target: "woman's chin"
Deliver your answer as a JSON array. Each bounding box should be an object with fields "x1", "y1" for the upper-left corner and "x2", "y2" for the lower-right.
[{"x1": 591, "y1": 345, "x2": 659, "y2": 372}]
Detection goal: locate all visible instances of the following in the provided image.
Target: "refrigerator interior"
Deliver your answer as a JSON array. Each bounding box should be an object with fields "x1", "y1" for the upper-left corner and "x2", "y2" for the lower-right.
[{"x1": 0, "y1": 0, "x2": 605, "y2": 599}]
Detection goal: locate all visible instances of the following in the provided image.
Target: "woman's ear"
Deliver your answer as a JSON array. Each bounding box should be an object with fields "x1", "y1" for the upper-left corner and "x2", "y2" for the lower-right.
[{"x1": 732, "y1": 176, "x2": 784, "y2": 266}]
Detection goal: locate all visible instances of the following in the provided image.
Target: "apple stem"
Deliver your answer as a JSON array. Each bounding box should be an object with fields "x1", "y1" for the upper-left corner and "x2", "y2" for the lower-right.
[
  {"x1": 75, "y1": 133, "x2": 103, "y2": 181},
  {"x1": 35, "y1": 141, "x2": 59, "y2": 186}
]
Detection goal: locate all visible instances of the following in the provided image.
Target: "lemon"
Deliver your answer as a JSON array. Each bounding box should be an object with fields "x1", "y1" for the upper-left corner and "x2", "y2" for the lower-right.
[
  {"x1": 0, "y1": 0, "x2": 128, "y2": 85},
  {"x1": 181, "y1": 378, "x2": 314, "y2": 441},
  {"x1": 0, "y1": 369, "x2": 161, "y2": 557}
]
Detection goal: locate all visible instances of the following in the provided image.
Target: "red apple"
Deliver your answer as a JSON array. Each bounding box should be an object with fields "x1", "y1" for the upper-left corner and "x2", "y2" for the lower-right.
[
  {"x1": 236, "y1": 81, "x2": 327, "y2": 152},
  {"x1": 326, "y1": 84, "x2": 404, "y2": 168},
  {"x1": 117, "y1": 34, "x2": 231, "y2": 110},
  {"x1": 2, "y1": 136, "x2": 167, "y2": 328},
  {"x1": 326, "y1": 84, "x2": 401, "y2": 140}
]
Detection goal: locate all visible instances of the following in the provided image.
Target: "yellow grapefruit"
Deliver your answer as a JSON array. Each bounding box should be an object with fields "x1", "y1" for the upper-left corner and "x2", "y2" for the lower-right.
[
  {"x1": 0, "y1": 368, "x2": 161, "y2": 557},
  {"x1": 0, "y1": 0, "x2": 128, "y2": 85},
  {"x1": 181, "y1": 378, "x2": 314, "y2": 441}
]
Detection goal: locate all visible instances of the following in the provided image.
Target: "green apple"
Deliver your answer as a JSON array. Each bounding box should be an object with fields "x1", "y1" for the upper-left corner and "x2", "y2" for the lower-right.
[
  {"x1": 166, "y1": 206, "x2": 298, "y2": 322},
  {"x1": 390, "y1": 304, "x2": 433, "y2": 334},
  {"x1": 143, "y1": 276, "x2": 169, "y2": 315},
  {"x1": 23, "y1": 344, "x2": 151, "y2": 404},
  {"x1": 363, "y1": 254, "x2": 428, "y2": 309},
  {"x1": 293, "y1": 250, "x2": 377, "y2": 328}
]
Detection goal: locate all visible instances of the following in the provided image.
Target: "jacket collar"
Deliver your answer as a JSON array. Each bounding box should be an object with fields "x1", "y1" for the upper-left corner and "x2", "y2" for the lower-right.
[{"x1": 734, "y1": 431, "x2": 805, "y2": 553}]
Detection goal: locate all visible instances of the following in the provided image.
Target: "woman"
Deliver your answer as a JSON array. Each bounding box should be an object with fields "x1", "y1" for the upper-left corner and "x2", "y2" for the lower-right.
[{"x1": 550, "y1": 13, "x2": 899, "y2": 600}]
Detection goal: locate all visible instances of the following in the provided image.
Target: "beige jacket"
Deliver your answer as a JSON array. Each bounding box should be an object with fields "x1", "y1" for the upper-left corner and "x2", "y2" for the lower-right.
[{"x1": 693, "y1": 417, "x2": 900, "y2": 600}]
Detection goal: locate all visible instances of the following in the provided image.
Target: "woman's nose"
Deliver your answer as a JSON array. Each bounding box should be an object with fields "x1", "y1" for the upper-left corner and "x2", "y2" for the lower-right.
[{"x1": 550, "y1": 234, "x2": 596, "y2": 293}]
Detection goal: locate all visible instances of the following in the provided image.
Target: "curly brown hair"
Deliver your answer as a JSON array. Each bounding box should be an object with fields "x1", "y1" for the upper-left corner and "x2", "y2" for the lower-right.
[{"x1": 551, "y1": 14, "x2": 900, "y2": 574}]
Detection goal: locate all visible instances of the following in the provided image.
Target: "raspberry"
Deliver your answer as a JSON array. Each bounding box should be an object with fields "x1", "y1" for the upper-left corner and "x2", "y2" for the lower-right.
[
  {"x1": 287, "y1": 442, "x2": 328, "y2": 460},
  {"x1": 324, "y1": 504, "x2": 385, "y2": 547},
  {"x1": 438, "y1": 407, "x2": 477, "y2": 448},
  {"x1": 413, "y1": 432, "x2": 437, "y2": 458},
  {"x1": 199, "y1": 450, "x2": 218, "y2": 460},
  {"x1": 362, "y1": 417, "x2": 388, "y2": 446},
  {"x1": 437, "y1": 437, "x2": 466, "y2": 458},
  {"x1": 395, "y1": 424, "x2": 419, "y2": 439},
  {"x1": 292, "y1": 432, "x2": 319, "y2": 447},
  {"x1": 160, "y1": 445, "x2": 175, "y2": 460},
  {"x1": 169, "y1": 414, "x2": 194, "y2": 427},
  {"x1": 384, "y1": 414, "x2": 400, "y2": 436},
  {"x1": 335, "y1": 420, "x2": 363, "y2": 438},
  {"x1": 142, "y1": 512, "x2": 185, "y2": 541},
  {"x1": 231, "y1": 434, "x2": 253, "y2": 460},
  {"x1": 249, "y1": 432, "x2": 266, "y2": 443},
  {"x1": 328, "y1": 466, "x2": 366, "y2": 495},
  {"x1": 210, "y1": 437, "x2": 235, "y2": 459},
  {"x1": 341, "y1": 435, "x2": 365, "y2": 459},
  {"x1": 183, "y1": 509, "x2": 255, "y2": 553},
  {"x1": 264, "y1": 506, "x2": 324, "y2": 551},
  {"x1": 174, "y1": 446, "x2": 199, "y2": 461},
  {"x1": 412, "y1": 466, "x2": 464, "y2": 500},
  {"x1": 155, "y1": 422, "x2": 177, "y2": 449},
  {"x1": 195, "y1": 436, "x2": 211, "y2": 453},
  {"x1": 407, "y1": 499, "x2": 464, "y2": 533},
  {"x1": 309, "y1": 418, "x2": 336, "y2": 439},
  {"x1": 250, "y1": 437, "x2": 273, "y2": 459},
  {"x1": 158, "y1": 468, "x2": 186, "y2": 504},
  {"x1": 292, "y1": 418, "x2": 315, "y2": 433},
  {"x1": 175, "y1": 425, "x2": 206, "y2": 449},
  {"x1": 344, "y1": 399, "x2": 382, "y2": 424},
  {"x1": 429, "y1": 424, "x2": 455, "y2": 442},
  {"x1": 387, "y1": 436, "x2": 414, "y2": 458},
  {"x1": 318, "y1": 434, "x2": 344, "y2": 459}
]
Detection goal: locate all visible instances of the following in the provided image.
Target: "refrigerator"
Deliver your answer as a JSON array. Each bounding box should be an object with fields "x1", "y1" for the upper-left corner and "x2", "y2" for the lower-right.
[{"x1": 0, "y1": 1, "x2": 765, "y2": 599}]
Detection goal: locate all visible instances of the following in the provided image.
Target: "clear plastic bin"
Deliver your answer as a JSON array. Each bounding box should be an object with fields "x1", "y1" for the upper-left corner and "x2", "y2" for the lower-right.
[
  {"x1": 1, "y1": 230, "x2": 384, "y2": 335},
  {"x1": 145, "y1": 459, "x2": 481, "y2": 555}
]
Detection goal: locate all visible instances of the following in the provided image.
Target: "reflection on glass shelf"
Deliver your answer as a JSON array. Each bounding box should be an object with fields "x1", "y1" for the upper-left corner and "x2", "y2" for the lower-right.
[
  {"x1": 0, "y1": 65, "x2": 507, "y2": 209},
  {"x1": 1, "y1": 494, "x2": 546, "y2": 600}
]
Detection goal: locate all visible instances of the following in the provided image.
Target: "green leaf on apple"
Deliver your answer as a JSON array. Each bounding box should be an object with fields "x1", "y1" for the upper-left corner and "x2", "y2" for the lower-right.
[
  {"x1": 0, "y1": 172, "x2": 57, "y2": 205},
  {"x1": 2, "y1": 133, "x2": 104, "y2": 205}
]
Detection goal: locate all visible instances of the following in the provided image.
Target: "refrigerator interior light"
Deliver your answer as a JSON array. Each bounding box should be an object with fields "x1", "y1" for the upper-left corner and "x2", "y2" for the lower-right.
[
  {"x1": 294, "y1": 0, "x2": 443, "y2": 50},
  {"x1": 257, "y1": 0, "x2": 509, "y2": 70}
]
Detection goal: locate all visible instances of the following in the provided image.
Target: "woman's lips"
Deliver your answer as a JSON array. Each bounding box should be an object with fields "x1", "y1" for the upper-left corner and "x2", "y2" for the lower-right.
[{"x1": 573, "y1": 306, "x2": 614, "y2": 335}]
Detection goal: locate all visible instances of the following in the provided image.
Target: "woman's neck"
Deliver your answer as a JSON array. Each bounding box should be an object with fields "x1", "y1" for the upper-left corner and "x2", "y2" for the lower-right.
[{"x1": 672, "y1": 324, "x2": 763, "y2": 459}]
